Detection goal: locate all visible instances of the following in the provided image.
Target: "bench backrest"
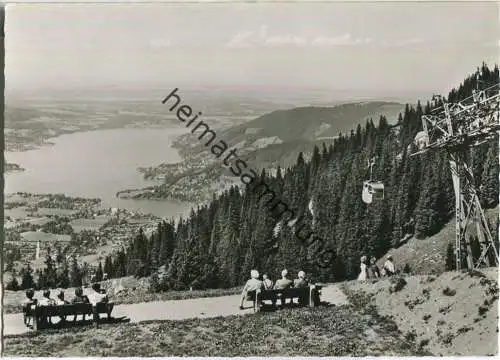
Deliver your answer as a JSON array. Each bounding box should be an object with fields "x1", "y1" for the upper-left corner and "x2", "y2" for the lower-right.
[
  {"x1": 28, "y1": 302, "x2": 111, "y2": 317},
  {"x1": 259, "y1": 286, "x2": 309, "y2": 300}
]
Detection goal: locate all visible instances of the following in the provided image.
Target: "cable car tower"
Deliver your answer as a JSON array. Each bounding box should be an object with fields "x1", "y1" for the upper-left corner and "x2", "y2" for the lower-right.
[{"x1": 411, "y1": 76, "x2": 500, "y2": 270}]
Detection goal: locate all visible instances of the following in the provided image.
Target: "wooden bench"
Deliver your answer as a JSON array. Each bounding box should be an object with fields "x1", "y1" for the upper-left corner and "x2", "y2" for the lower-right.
[
  {"x1": 25, "y1": 302, "x2": 114, "y2": 330},
  {"x1": 253, "y1": 284, "x2": 322, "y2": 312}
]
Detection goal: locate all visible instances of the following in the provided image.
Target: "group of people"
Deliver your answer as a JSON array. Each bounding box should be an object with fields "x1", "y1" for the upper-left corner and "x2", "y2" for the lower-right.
[
  {"x1": 22, "y1": 282, "x2": 112, "y2": 328},
  {"x1": 239, "y1": 269, "x2": 310, "y2": 309},
  {"x1": 358, "y1": 254, "x2": 396, "y2": 281}
]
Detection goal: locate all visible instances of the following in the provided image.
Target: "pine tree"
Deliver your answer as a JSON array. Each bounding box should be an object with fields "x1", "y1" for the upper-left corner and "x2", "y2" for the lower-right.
[
  {"x1": 96, "y1": 261, "x2": 104, "y2": 282},
  {"x1": 104, "y1": 256, "x2": 113, "y2": 279},
  {"x1": 6, "y1": 275, "x2": 19, "y2": 291},
  {"x1": 44, "y1": 247, "x2": 57, "y2": 288},
  {"x1": 58, "y1": 260, "x2": 70, "y2": 288},
  {"x1": 70, "y1": 256, "x2": 82, "y2": 287}
]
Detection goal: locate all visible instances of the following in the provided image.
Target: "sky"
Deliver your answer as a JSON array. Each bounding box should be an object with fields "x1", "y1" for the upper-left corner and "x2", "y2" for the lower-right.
[{"x1": 5, "y1": 2, "x2": 500, "y2": 98}]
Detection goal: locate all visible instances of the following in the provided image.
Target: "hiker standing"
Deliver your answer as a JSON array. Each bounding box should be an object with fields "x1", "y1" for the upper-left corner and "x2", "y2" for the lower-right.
[
  {"x1": 357, "y1": 256, "x2": 368, "y2": 281},
  {"x1": 367, "y1": 256, "x2": 380, "y2": 278}
]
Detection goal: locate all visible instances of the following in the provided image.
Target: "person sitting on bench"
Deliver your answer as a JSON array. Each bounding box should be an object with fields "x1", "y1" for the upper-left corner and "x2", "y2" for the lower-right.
[
  {"x1": 273, "y1": 269, "x2": 293, "y2": 307},
  {"x1": 293, "y1": 271, "x2": 308, "y2": 288},
  {"x1": 262, "y1": 274, "x2": 273, "y2": 290},
  {"x1": 38, "y1": 289, "x2": 57, "y2": 325},
  {"x1": 56, "y1": 290, "x2": 70, "y2": 323},
  {"x1": 294, "y1": 271, "x2": 309, "y2": 306},
  {"x1": 71, "y1": 287, "x2": 90, "y2": 322},
  {"x1": 22, "y1": 289, "x2": 38, "y2": 328},
  {"x1": 38, "y1": 289, "x2": 57, "y2": 306},
  {"x1": 239, "y1": 269, "x2": 263, "y2": 310},
  {"x1": 274, "y1": 269, "x2": 293, "y2": 290},
  {"x1": 56, "y1": 290, "x2": 69, "y2": 305},
  {"x1": 87, "y1": 283, "x2": 113, "y2": 327}
]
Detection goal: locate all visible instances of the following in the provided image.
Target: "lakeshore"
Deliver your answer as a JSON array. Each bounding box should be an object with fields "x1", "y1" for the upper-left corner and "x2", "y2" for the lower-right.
[{"x1": 5, "y1": 127, "x2": 194, "y2": 218}]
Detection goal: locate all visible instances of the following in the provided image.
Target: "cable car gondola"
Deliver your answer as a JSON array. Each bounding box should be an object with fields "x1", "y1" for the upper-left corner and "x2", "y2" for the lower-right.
[{"x1": 362, "y1": 157, "x2": 385, "y2": 204}]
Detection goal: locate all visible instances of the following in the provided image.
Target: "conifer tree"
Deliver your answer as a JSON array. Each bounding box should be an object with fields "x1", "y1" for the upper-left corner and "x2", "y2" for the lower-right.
[{"x1": 96, "y1": 261, "x2": 104, "y2": 282}]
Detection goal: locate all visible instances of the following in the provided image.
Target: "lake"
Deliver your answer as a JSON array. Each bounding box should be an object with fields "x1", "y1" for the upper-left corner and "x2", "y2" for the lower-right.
[{"x1": 5, "y1": 127, "x2": 194, "y2": 218}]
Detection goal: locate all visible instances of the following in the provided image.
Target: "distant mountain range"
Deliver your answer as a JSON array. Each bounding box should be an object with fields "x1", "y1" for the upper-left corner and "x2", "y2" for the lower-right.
[{"x1": 6, "y1": 85, "x2": 426, "y2": 105}]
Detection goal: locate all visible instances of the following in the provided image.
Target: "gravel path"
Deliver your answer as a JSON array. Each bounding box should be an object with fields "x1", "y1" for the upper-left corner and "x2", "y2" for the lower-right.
[{"x1": 3, "y1": 284, "x2": 349, "y2": 336}]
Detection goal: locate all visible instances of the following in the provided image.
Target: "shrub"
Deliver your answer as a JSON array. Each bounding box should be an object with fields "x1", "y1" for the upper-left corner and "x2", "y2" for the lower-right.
[
  {"x1": 442, "y1": 287, "x2": 456, "y2": 296},
  {"x1": 419, "y1": 339, "x2": 430, "y2": 348},
  {"x1": 478, "y1": 305, "x2": 489, "y2": 316},
  {"x1": 389, "y1": 276, "x2": 407, "y2": 293},
  {"x1": 405, "y1": 330, "x2": 417, "y2": 342},
  {"x1": 403, "y1": 263, "x2": 412, "y2": 274},
  {"x1": 457, "y1": 326, "x2": 473, "y2": 334},
  {"x1": 440, "y1": 333, "x2": 454, "y2": 345},
  {"x1": 468, "y1": 269, "x2": 486, "y2": 278},
  {"x1": 438, "y1": 305, "x2": 452, "y2": 314},
  {"x1": 5, "y1": 277, "x2": 19, "y2": 291}
]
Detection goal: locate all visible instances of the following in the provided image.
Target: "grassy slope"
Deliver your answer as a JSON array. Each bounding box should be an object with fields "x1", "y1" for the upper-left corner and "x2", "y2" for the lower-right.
[
  {"x1": 4, "y1": 303, "x2": 427, "y2": 356},
  {"x1": 343, "y1": 267, "x2": 499, "y2": 356},
  {"x1": 379, "y1": 207, "x2": 498, "y2": 275}
]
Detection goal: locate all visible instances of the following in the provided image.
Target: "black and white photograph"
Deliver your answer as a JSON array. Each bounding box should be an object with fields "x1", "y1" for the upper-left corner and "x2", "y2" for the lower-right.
[{"x1": 2, "y1": 1, "x2": 499, "y2": 356}]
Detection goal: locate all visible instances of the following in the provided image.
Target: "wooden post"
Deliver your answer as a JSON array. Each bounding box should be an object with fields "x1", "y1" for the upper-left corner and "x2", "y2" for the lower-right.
[
  {"x1": 32, "y1": 307, "x2": 41, "y2": 331},
  {"x1": 254, "y1": 289, "x2": 261, "y2": 312},
  {"x1": 309, "y1": 285, "x2": 315, "y2": 308}
]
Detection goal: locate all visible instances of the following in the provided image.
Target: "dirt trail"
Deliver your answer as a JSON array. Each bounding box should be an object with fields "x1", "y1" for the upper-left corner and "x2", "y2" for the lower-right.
[{"x1": 3, "y1": 284, "x2": 349, "y2": 336}]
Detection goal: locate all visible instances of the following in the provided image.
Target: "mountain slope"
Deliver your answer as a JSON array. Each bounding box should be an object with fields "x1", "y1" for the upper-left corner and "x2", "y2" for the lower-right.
[
  {"x1": 378, "y1": 207, "x2": 498, "y2": 275},
  {"x1": 344, "y1": 267, "x2": 498, "y2": 356},
  {"x1": 219, "y1": 101, "x2": 403, "y2": 144},
  {"x1": 178, "y1": 101, "x2": 404, "y2": 168}
]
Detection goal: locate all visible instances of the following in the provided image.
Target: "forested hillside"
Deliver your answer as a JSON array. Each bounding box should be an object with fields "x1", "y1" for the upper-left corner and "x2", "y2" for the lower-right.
[
  {"x1": 20, "y1": 64, "x2": 497, "y2": 292},
  {"x1": 176, "y1": 101, "x2": 404, "y2": 169}
]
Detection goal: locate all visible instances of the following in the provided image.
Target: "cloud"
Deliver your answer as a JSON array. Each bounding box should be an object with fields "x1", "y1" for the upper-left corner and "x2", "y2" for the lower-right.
[
  {"x1": 311, "y1": 34, "x2": 373, "y2": 46},
  {"x1": 226, "y1": 27, "x2": 371, "y2": 48},
  {"x1": 226, "y1": 31, "x2": 254, "y2": 48}
]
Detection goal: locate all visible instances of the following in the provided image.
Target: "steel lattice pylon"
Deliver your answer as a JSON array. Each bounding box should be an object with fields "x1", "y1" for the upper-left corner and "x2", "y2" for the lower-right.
[{"x1": 412, "y1": 80, "x2": 500, "y2": 271}]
